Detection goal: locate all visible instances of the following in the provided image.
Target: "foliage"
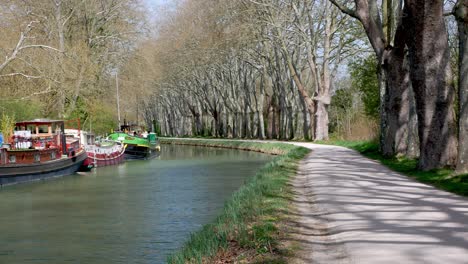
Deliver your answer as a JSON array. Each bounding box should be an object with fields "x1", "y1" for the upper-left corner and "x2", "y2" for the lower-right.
[
  {"x1": 163, "y1": 138, "x2": 310, "y2": 263},
  {"x1": 84, "y1": 101, "x2": 118, "y2": 136},
  {"x1": 349, "y1": 56, "x2": 379, "y2": 120},
  {"x1": 0, "y1": 112, "x2": 16, "y2": 142},
  {"x1": 0, "y1": 100, "x2": 42, "y2": 121},
  {"x1": 0, "y1": 0, "x2": 144, "y2": 121},
  {"x1": 329, "y1": 87, "x2": 354, "y2": 135},
  {"x1": 332, "y1": 87, "x2": 355, "y2": 111},
  {"x1": 329, "y1": 81, "x2": 378, "y2": 141}
]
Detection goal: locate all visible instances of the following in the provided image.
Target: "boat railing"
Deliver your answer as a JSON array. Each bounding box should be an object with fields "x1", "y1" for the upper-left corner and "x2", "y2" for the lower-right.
[
  {"x1": 85, "y1": 144, "x2": 123, "y2": 155},
  {"x1": 13, "y1": 134, "x2": 59, "y2": 150}
]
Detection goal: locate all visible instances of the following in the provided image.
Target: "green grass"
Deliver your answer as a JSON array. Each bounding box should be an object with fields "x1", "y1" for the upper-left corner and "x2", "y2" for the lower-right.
[
  {"x1": 159, "y1": 138, "x2": 293, "y2": 155},
  {"x1": 319, "y1": 140, "x2": 468, "y2": 196},
  {"x1": 162, "y1": 138, "x2": 311, "y2": 264}
]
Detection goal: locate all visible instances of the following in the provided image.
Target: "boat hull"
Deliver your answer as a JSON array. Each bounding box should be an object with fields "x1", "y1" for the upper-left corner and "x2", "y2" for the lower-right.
[
  {"x1": 124, "y1": 145, "x2": 160, "y2": 160},
  {"x1": 85, "y1": 148, "x2": 125, "y2": 168},
  {"x1": 0, "y1": 151, "x2": 87, "y2": 186},
  {"x1": 106, "y1": 132, "x2": 160, "y2": 160}
]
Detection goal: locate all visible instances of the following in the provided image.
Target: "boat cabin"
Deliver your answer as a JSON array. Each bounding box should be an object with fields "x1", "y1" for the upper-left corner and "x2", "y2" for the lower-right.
[{"x1": 0, "y1": 119, "x2": 81, "y2": 165}]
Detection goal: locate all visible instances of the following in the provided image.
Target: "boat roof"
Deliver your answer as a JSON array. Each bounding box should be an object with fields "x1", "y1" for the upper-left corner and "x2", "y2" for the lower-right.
[{"x1": 16, "y1": 119, "x2": 64, "y2": 126}]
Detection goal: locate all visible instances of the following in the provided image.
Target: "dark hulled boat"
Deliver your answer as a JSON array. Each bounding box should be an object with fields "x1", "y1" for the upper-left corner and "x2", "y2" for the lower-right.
[
  {"x1": 107, "y1": 132, "x2": 160, "y2": 160},
  {"x1": 106, "y1": 123, "x2": 160, "y2": 160},
  {"x1": 0, "y1": 119, "x2": 87, "y2": 186}
]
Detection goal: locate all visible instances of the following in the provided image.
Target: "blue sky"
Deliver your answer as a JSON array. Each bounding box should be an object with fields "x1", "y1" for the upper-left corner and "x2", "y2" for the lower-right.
[
  {"x1": 144, "y1": 0, "x2": 175, "y2": 10},
  {"x1": 142, "y1": 0, "x2": 177, "y2": 28}
]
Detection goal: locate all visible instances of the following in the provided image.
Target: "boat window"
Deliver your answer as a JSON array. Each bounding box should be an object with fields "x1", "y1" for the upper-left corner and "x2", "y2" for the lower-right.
[
  {"x1": 34, "y1": 153, "x2": 40, "y2": 162},
  {"x1": 27, "y1": 125, "x2": 35, "y2": 134},
  {"x1": 9, "y1": 155, "x2": 16, "y2": 163},
  {"x1": 38, "y1": 125, "x2": 49, "y2": 134},
  {"x1": 51, "y1": 152, "x2": 56, "y2": 159}
]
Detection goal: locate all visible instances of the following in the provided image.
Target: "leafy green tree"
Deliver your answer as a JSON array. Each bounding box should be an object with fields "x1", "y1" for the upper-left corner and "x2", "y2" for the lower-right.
[
  {"x1": 329, "y1": 88, "x2": 353, "y2": 135},
  {"x1": 349, "y1": 56, "x2": 379, "y2": 120},
  {"x1": 0, "y1": 100, "x2": 42, "y2": 121}
]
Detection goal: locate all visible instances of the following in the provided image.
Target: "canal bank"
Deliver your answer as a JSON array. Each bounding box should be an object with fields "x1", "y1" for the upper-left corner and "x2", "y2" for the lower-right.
[{"x1": 161, "y1": 138, "x2": 311, "y2": 264}]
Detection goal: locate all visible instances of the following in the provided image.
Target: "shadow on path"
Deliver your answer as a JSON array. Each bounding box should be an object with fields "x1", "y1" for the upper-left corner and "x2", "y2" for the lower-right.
[{"x1": 287, "y1": 144, "x2": 468, "y2": 264}]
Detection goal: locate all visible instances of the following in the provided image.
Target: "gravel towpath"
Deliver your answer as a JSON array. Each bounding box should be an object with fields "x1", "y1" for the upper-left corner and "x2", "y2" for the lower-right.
[{"x1": 287, "y1": 143, "x2": 468, "y2": 264}]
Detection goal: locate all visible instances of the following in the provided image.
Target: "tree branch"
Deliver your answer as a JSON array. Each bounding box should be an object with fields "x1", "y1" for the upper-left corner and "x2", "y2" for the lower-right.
[
  {"x1": 18, "y1": 88, "x2": 54, "y2": 100},
  {"x1": 0, "y1": 21, "x2": 61, "y2": 74},
  {"x1": 19, "y1": 45, "x2": 62, "y2": 53},
  {"x1": 0, "y1": 73, "x2": 43, "y2": 79},
  {"x1": 328, "y1": 0, "x2": 359, "y2": 19}
]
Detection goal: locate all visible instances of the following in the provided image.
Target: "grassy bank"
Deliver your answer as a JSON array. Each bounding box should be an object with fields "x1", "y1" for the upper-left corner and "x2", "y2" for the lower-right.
[
  {"x1": 321, "y1": 140, "x2": 468, "y2": 196},
  {"x1": 161, "y1": 138, "x2": 311, "y2": 263},
  {"x1": 159, "y1": 138, "x2": 290, "y2": 155}
]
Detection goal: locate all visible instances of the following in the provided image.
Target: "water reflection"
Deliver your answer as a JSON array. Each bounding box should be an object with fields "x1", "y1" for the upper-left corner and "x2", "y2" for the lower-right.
[{"x1": 0, "y1": 144, "x2": 272, "y2": 263}]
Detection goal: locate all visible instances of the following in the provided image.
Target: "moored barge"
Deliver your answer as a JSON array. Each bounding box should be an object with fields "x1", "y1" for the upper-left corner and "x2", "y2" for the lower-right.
[
  {"x1": 107, "y1": 123, "x2": 160, "y2": 160},
  {"x1": 0, "y1": 119, "x2": 86, "y2": 186},
  {"x1": 66, "y1": 129, "x2": 126, "y2": 170}
]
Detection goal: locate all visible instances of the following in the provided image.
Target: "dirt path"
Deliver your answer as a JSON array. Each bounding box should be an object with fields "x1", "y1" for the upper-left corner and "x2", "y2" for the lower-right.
[{"x1": 287, "y1": 143, "x2": 468, "y2": 264}]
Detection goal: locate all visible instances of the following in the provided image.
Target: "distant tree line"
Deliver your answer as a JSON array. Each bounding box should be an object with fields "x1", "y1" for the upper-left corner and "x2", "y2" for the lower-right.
[{"x1": 141, "y1": 0, "x2": 467, "y2": 172}]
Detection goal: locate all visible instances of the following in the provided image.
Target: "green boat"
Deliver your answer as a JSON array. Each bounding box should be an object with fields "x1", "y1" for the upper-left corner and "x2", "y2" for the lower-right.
[{"x1": 107, "y1": 132, "x2": 160, "y2": 160}]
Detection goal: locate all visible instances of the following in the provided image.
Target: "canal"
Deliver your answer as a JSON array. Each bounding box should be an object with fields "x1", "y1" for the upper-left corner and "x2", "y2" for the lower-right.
[{"x1": 0, "y1": 144, "x2": 273, "y2": 263}]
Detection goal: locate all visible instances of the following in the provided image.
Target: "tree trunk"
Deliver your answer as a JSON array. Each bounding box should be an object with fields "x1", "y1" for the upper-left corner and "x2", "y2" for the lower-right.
[
  {"x1": 299, "y1": 95, "x2": 311, "y2": 140},
  {"x1": 226, "y1": 112, "x2": 233, "y2": 138},
  {"x1": 272, "y1": 106, "x2": 278, "y2": 139},
  {"x1": 279, "y1": 37, "x2": 315, "y2": 140},
  {"x1": 245, "y1": 110, "x2": 252, "y2": 138},
  {"x1": 455, "y1": 0, "x2": 468, "y2": 172},
  {"x1": 315, "y1": 100, "x2": 330, "y2": 141},
  {"x1": 381, "y1": 52, "x2": 411, "y2": 156},
  {"x1": 314, "y1": 5, "x2": 332, "y2": 141},
  {"x1": 266, "y1": 105, "x2": 272, "y2": 139},
  {"x1": 56, "y1": 0, "x2": 66, "y2": 118},
  {"x1": 233, "y1": 112, "x2": 238, "y2": 138},
  {"x1": 237, "y1": 111, "x2": 243, "y2": 138},
  {"x1": 330, "y1": 0, "x2": 414, "y2": 157},
  {"x1": 407, "y1": 83, "x2": 420, "y2": 158},
  {"x1": 286, "y1": 108, "x2": 292, "y2": 139},
  {"x1": 257, "y1": 74, "x2": 266, "y2": 139},
  {"x1": 379, "y1": 5, "x2": 416, "y2": 158},
  {"x1": 194, "y1": 112, "x2": 202, "y2": 136},
  {"x1": 406, "y1": 0, "x2": 458, "y2": 170}
]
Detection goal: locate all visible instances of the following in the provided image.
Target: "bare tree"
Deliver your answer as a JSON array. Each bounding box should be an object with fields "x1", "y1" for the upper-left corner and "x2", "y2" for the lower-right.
[{"x1": 453, "y1": 0, "x2": 468, "y2": 172}]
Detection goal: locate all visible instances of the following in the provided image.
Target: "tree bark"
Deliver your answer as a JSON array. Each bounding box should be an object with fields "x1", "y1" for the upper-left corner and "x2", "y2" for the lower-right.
[
  {"x1": 455, "y1": 0, "x2": 468, "y2": 172},
  {"x1": 407, "y1": 83, "x2": 420, "y2": 158},
  {"x1": 381, "y1": 14, "x2": 412, "y2": 157},
  {"x1": 330, "y1": 0, "x2": 415, "y2": 157},
  {"x1": 257, "y1": 71, "x2": 267, "y2": 139},
  {"x1": 300, "y1": 95, "x2": 311, "y2": 140},
  {"x1": 314, "y1": 100, "x2": 330, "y2": 141},
  {"x1": 56, "y1": 0, "x2": 66, "y2": 118},
  {"x1": 405, "y1": 0, "x2": 458, "y2": 170},
  {"x1": 278, "y1": 33, "x2": 316, "y2": 140},
  {"x1": 314, "y1": 3, "x2": 333, "y2": 141}
]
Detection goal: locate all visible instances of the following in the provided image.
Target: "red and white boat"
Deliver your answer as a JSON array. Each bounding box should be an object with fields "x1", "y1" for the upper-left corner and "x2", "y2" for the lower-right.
[
  {"x1": 65, "y1": 130, "x2": 126, "y2": 170},
  {"x1": 0, "y1": 119, "x2": 87, "y2": 186}
]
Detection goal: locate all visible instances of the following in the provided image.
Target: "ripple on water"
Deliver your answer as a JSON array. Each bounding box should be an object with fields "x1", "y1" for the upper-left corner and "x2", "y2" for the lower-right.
[{"x1": 0, "y1": 144, "x2": 272, "y2": 263}]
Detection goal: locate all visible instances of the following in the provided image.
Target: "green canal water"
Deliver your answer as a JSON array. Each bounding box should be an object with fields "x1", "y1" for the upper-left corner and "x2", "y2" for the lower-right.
[{"x1": 0, "y1": 144, "x2": 273, "y2": 263}]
